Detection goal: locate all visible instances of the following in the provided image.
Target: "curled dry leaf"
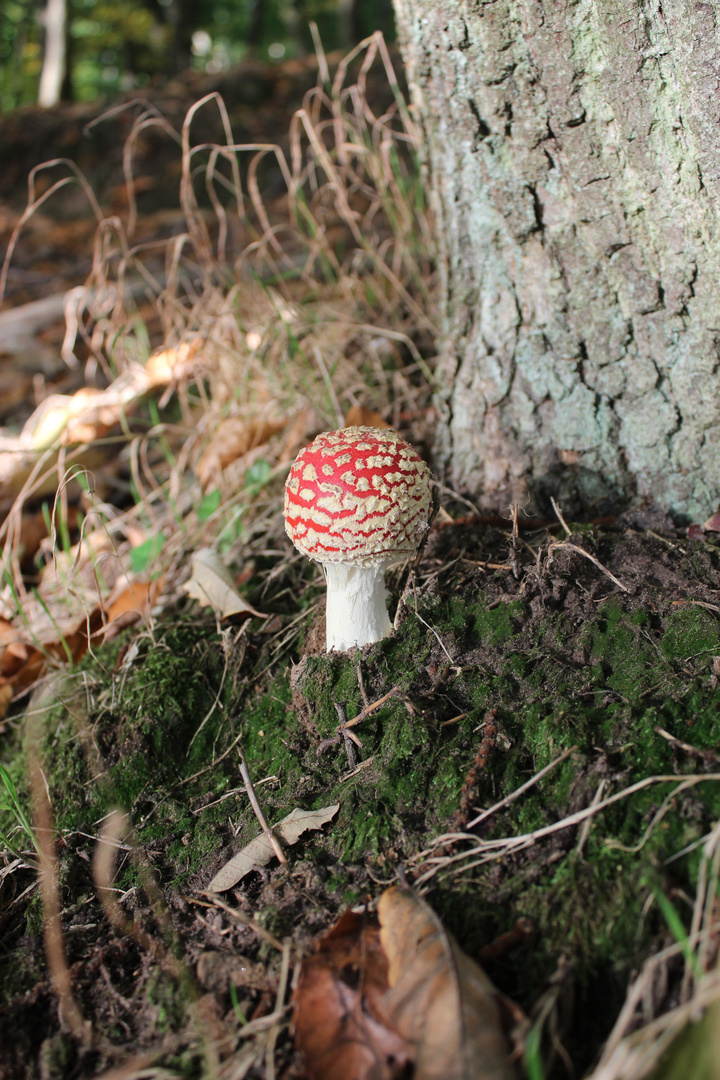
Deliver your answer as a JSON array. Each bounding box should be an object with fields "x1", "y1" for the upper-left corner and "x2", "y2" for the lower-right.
[
  {"x1": 0, "y1": 340, "x2": 202, "y2": 506},
  {"x1": 378, "y1": 886, "x2": 516, "y2": 1080},
  {"x1": 208, "y1": 804, "x2": 339, "y2": 892},
  {"x1": 144, "y1": 338, "x2": 202, "y2": 389},
  {"x1": 702, "y1": 509, "x2": 720, "y2": 533},
  {"x1": 182, "y1": 548, "x2": 265, "y2": 620},
  {"x1": 195, "y1": 416, "x2": 286, "y2": 487},
  {"x1": 99, "y1": 577, "x2": 165, "y2": 641},
  {"x1": 294, "y1": 909, "x2": 412, "y2": 1080}
]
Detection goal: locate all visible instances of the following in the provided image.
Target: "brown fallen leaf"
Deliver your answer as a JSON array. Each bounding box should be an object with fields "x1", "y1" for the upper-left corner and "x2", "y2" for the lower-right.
[
  {"x1": 294, "y1": 909, "x2": 412, "y2": 1080},
  {"x1": 144, "y1": 338, "x2": 202, "y2": 388},
  {"x1": 378, "y1": 886, "x2": 516, "y2": 1080},
  {"x1": 0, "y1": 682, "x2": 13, "y2": 721},
  {"x1": 344, "y1": 405, "x2": 392, "y2": 430},
  {"x1": 208, "y1": 803, "x2": 339, "y2": 892},
  {"x1": 195, "y1": 416, "x2": 286, "y2": 487},
  {"x1": 182, "y1": 549, "x2": 265, "y2": 620},
  {"x1": 0, "y1": 619, "x2": 30, "y2": 679},
  {"x1": 98, "y1": 577, "x2": 165, "y2": 640},
  {"x1": 0, "y1": 615, "x2": 100, "y2": 700}
]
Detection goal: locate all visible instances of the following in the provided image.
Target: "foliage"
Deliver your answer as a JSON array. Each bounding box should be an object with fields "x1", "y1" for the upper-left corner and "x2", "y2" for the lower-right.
[{"x1": 0, "y1": 0, "x2": 396, "y2": 109}]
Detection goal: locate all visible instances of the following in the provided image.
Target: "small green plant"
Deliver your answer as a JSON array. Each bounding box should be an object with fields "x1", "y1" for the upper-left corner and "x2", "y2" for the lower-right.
[
  {"x1": 197, "y1": 489, "x2": 222, "y2": 522},
  {"x1": 229, "y1": 984, "x2": 248, "y2": 1025},
  {"x1": 130, "y1": 533, "x2": 165, "y2": 575},
  {"x1": 654, "y1": 888, "x2": 704, "y2": 981},
  {"x1": 0, "y1": 763, "x2": 40, "y2": 862}
]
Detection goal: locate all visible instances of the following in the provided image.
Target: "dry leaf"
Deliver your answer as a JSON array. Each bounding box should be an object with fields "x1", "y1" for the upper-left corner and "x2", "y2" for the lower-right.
[
  {"x1": 208, "y1": 803, "x2": 339, "y2": 892},
  {"x1": 344, "y1": 405, "x2": 392, "y2": 430},
  {"x1": 378, "y1": 887, "x2": 516, "y2": 1080},
  {"x1": 294, "y1": 909, "x2": 412, "y2": 1080},
  {"x1": 195, "y1": 416, "x2": 286, "y2": 487},
  {"x1": 144, "y1": 338, "x2": 202, "y2": 388},
  {"x1": 182, "y1": 549, "x2": 265, "y2": 620},
  {"x1": 702, "y1": 509, "x2": 720, "y2": 532},
  {"x1": 0, "y1": 682, "x2": 13, "y2": 721},
  {"x1": 99, "y1": 577, "x2": 165, "y2": 640},
  {"x1": 0, "y1": 619, "x2": 30, "y2": 678}
]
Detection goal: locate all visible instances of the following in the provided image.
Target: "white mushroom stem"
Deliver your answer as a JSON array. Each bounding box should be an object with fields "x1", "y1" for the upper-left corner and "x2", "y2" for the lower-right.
[{"x1": 323, "y1": 561, "x2": 392, "y2": 652}]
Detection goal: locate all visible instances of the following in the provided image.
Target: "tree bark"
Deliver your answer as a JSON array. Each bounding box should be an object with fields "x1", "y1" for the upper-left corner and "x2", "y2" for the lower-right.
[{"x1": 392, "y1": 0, "x2": 720, "y2": 518}]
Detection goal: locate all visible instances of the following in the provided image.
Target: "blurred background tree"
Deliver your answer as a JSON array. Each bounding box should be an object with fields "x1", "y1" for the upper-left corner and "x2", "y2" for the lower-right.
[{"x1": 0, "y1": 0, "x2": 396, "y2": 111}]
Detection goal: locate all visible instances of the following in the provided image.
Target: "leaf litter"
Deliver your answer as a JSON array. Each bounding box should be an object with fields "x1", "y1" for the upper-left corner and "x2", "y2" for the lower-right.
[
  {"x1": 183, "y1": 548, "x2": 267, "y2": 621},
  {"x1": 209, "y1": 803, "x2": 339, "y2": 892},
  {"x1": 294, "y1": 886, "x2": 517, "y2": 1080},
  {"x1": 379, "y1": 887, "x2": 516, "y2": 1080}
]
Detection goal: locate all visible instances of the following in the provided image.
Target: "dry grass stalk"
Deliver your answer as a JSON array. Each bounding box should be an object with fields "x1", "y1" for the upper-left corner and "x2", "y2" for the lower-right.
[
  {"x1": 94, "y1": 809, "x2": 185, "y2": 978},
  {"x1": 0, "y1": 33, "x2": 435, "y2": 712},
  {"x1": 412, "y1": 770, "x2": 720, "y2": 887},
  {"x1": 586, "y1": 818, "x2": 720, "y2": 1080},
  {"x1": 31, "y1": 758, "x2": 90, "y2": 1044},
  {"x1": 547, "y1": 539, "x2": 629, "y2": 593}
]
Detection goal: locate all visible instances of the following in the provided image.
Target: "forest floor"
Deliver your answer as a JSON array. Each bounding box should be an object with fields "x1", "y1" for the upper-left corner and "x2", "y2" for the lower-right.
[{"x1": 2, "y1": 41, "x2": 720, "y2": 1080}]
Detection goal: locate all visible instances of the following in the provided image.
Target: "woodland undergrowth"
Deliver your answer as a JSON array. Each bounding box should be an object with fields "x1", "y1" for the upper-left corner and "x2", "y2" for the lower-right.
[{"x1": 0, "y1": 31, "x2": 720, "y2": 1080}]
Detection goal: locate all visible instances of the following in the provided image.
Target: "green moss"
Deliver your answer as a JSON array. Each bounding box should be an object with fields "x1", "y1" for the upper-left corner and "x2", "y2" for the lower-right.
[
  {"x1": 0, "y1": 942, "x2": 45, "y2": 1002},
  {"x1": 660, "y1": 608, "x2": 720, "y2": 660},
  {"x1": 6, "y1": 549, "x2": 720, "y2": 1077}
]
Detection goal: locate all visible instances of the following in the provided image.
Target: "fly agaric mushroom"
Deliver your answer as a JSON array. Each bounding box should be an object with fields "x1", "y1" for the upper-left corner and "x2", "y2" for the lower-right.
[{"x1": 284, "y1": 426, "x2": 433, "y2": 652}]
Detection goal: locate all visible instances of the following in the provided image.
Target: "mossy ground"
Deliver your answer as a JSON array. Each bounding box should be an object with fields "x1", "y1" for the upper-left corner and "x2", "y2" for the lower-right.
[{"x1": 2, "y1": 508, "x2": 720, "y2": 1077}]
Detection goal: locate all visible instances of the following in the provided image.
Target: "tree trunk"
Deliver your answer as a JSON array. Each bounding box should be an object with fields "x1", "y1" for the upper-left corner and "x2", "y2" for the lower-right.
[
  {"x1": 38, "y1": 0, "x2": 67, "y2": 108},
  {"x1": 392, "y1": 0, "x2": 720, "y2": 519}
]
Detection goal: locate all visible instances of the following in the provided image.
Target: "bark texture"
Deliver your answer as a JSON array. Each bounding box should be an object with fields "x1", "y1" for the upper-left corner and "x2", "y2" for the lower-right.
[{"x1": 393, "y1": 0, "x2": 720, "y2": 517}]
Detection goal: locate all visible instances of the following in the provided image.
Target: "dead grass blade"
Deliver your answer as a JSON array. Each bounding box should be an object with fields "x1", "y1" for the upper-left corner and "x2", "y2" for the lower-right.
[
  {"x1": 413, "y1": 771, "x2": 720, "y2": 887},
  {"x1": 31, "y1": 759, "x2": 90, "y2": 1044}
]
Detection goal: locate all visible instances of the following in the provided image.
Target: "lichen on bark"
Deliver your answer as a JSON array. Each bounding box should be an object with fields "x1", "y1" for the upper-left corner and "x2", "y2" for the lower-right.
[{"x1": 393, "y1": 0, "x2": 720, "y2": 517}]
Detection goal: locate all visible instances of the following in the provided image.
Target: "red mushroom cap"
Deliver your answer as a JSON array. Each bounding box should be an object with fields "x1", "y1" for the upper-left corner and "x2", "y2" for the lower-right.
[{"x1": 284, "y1": 426, "x2": 432, "y2": 566}]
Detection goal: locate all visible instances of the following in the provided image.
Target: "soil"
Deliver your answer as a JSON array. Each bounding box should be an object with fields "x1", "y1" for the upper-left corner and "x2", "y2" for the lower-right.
[{"x1": 2, "y1": 499, "x2": 720, "y2": 1078}]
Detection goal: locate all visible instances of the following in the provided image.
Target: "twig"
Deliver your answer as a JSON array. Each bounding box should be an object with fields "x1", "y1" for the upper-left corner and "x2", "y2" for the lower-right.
[
  {"x1": 655, "y1": 726, "x2": 720, "y2": 765},
  {"x1": 176, "y1": 726, "x2": 245, "y2": 787},
  {"x1": 508, "y1": 501, "x2": 521, "y2": 578},
  {"x1": 550, "y1": 496, "x2": 572, "y2": 537},
  {"x1": 238, "y1": 746, "x2": 287, "y2": 865},
  {"x1": 94, "y1": 810, "x2": 183, "y2": 978},
  {"x1": 412, "y1": 588, "x2": 458, "y2": 666},
  {"x1": 575, "y1": 778, "x2": 607, "y2": 856},
  {"x1": 341, "y1": 756, "x2": 376, "y2": 781},
  {"x1": 414, "y1": 771, "x2": 720, "y2": 887},
  {"x1": 548, "y1": 539, "x2": 629, "y2": 593},
  {"x1": 441, "y1": 713, "x2": 468, "y2": 727},
  {"x1": 465, "y1": 746, "x2": 577, "y2": 830},
  {"x1": 344, "y1": 684, "x2": 401, "y2": 729},
  {"x1": 194, "y1": 893, "x2": 284, "y2": 951},
  {"x1": 671, "y1": 598, "x2": 720, "y2": 615},
  {"x1": 592, "y1": 928, "x2": 720, "y2": 1076},
  {"x1": 334, "y1": 701, "x2": 359, "y2": 769}
]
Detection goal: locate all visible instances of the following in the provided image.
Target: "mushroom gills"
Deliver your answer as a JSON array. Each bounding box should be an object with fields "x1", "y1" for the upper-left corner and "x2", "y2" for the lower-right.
[{"x1": 323, "y1": 561, "x2": 392, "y2": 651}]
